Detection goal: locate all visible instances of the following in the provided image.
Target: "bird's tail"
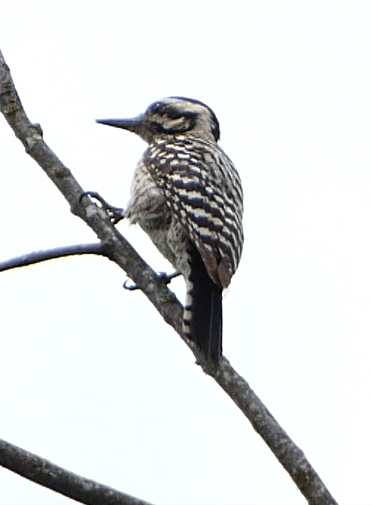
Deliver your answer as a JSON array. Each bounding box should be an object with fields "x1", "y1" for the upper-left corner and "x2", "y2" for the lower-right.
[{"x1": 183, "y1": 244, "x2": 223, "y2": 363}]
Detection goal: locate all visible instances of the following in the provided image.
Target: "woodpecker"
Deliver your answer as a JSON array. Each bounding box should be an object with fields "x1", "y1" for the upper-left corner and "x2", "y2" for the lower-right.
[{"x1": 96, "y1": 97, "x2": 244, "y2": 363}]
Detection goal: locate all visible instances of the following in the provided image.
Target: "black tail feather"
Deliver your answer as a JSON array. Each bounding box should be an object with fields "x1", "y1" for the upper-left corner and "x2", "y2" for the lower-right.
[{"x1": 184, "y1": 244, "x2": 223, "y2": 363}]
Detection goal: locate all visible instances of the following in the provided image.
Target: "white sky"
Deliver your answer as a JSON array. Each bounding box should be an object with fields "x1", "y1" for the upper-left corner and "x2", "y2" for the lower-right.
[{"x1": 0, "y1": 2, "x2": 370, "y2": 504}]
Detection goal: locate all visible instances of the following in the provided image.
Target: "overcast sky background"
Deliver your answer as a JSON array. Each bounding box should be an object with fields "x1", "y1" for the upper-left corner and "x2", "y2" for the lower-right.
[{"x1": 0, "y1": 2, "x2": 371, "y2": 504}]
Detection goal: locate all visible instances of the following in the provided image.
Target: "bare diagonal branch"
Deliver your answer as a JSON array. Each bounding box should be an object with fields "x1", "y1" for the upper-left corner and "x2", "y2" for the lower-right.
[
  {"x1": 0, "y1": 49, "x2": 338, "y2": 505},
  {"x1": 0, "y1": 50, "x2": 183, "y2": 336},
  {"x1": 0, "y1": 438, "x2": 154, "y2": 505}
]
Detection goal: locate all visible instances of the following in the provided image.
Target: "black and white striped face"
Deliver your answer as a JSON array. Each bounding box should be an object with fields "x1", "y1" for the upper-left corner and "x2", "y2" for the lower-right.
[
  {"x1": 143, "y1": 97, "x2": 220, "y2": 142},
  {"x1": 96, "y1": 97, "x2": 220, "y2": 144}
]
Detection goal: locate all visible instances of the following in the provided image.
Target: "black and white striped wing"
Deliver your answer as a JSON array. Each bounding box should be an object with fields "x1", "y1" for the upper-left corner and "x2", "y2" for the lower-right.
[{"x1": 144, "y1": 136, "x2": 244, "y2": 288}]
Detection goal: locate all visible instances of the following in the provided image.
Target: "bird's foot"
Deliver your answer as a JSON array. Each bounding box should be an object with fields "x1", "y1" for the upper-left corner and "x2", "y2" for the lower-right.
[
  {"x1": 123, "y1": 278, "x2": 140, "y2": 291},
  {"x1": 81, "y1": 191, "x2": 124, "y2": 224},
  {"x1": 157, "y1": 270, "x2": 181, "y2": 285},
  {"x1": 123, "y1": 270, "x2": 181, "y2": 291}
]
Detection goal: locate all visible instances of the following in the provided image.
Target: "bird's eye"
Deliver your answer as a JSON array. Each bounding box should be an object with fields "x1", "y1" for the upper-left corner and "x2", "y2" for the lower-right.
[{"x1": 149, "y1": 102, "x2": 164, "y2": 115}]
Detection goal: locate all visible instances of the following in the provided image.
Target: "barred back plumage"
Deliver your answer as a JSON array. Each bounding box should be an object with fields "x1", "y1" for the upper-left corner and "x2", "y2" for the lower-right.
[{"x1": 96, "y1": 97, "x2": 244, "y2": 363}]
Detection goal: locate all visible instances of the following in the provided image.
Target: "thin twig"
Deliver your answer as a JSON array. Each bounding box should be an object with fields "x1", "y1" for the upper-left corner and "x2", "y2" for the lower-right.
[
  {"x1": 0, "y1": 48, "x2": 338, "y2": 505},
  {"x1": 0, "y1": 243, "x2": 108, "y2": 272}
]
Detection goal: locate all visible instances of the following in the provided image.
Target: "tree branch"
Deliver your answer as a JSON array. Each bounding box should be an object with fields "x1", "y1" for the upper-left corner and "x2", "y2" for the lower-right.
[
  {"x1": 212, "y1": 360, "x2": 336, "y2": 505},
  {"x1": 0, "y1": 438, "x2": 153, "y2": 505},
  {"x1": 0, "y1": 243, "x2": 109, "y2": 272},
  {"x1": 0, "y1": 49, "x2": 338, "y2": 505}
]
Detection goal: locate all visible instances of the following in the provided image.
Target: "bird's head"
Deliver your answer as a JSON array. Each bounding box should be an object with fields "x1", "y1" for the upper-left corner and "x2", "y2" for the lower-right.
[{"x1": 96, "y1": 97, "x2": 220, "y2": 144}]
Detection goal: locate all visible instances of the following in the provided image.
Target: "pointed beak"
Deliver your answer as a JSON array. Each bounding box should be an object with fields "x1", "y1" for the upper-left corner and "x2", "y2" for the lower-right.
[{"x1": 95, "y1": 116, "x2": 143, "y2": 133}]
